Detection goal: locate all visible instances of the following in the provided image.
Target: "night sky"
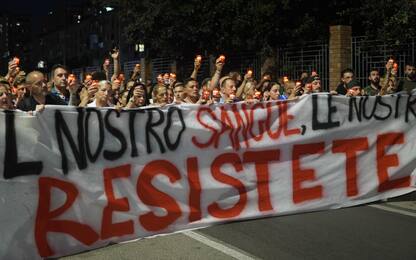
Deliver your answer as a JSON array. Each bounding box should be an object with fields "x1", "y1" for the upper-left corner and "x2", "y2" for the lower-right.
[{"x1": 3, "y1": 0, "x2": 87, "y2": 15}]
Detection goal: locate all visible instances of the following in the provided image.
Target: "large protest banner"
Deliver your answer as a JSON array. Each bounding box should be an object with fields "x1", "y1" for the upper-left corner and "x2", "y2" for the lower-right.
[{"x1": 0, "y1": 93, "x2": 415, "y2": 259}]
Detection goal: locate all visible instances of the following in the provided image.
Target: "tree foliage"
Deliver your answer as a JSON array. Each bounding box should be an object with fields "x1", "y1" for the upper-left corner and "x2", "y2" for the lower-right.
[
  {"x1": 93, "y1": 0, "x2": 416, "y2": 57},
  {"x1": 346, "y1": 0, "x2": 416, "y2": 44}
]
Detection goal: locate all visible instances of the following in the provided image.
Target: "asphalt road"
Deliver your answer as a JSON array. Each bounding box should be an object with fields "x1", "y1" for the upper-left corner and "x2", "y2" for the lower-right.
[{"x1": 62, "y1": 192, "x2": 416, "y2": 260}]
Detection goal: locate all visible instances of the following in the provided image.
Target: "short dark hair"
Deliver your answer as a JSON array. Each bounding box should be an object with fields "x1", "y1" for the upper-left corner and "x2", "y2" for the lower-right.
[
  {"x1": 174, "y1": 82, "x2": 184, "y2": 88},
  {"x1": 126, "y1": 82, "x2": 148, "y2": 106},
  {"x1": 83, "y1": 72, "x2": 92, "y2": 81},
  {"x1": 341, "y1": 68, "x2": 354, "y2": 78},
  {"x1": 346, "y1": 79, "x2": 361, "y2": 89},
  {"x1": 267, "y1": 82, "x2": 281, "y2": 92},
  {"x1": 262, "y1": 71, "x2": 272, "y2": 77},
  {"x1": 91, "y1": 71, "x2": 107, "y2": 81},
  {"x1": 51, "y1": 64, "x2": 69, "y2": 77},
  {"x1": 228, "y1": 71, "x2": 240, "y2": 80},
  {"x1": 220, "y1": 77, "x2": 234, "y2": 88},
  {"x1": 184, "y1": 77, "x2": 197, "y2": 87},
  {"x1": 405, "y1": 60, "x2": 415, "y2": 67}
]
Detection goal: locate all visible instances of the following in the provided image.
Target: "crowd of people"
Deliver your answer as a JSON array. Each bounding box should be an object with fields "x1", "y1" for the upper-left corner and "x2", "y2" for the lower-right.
[{"x1": 0, "y1": 50, "x2": 415, "y2": 112}]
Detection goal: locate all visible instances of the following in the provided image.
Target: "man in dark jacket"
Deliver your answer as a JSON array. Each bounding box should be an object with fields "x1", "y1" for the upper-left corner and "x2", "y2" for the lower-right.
[
  {"x1": 17, "y1": 71, "x2": 66, "y2": 112},
  {"x1": 335, "y1": 68, "x2": 355, "y2": 95}
]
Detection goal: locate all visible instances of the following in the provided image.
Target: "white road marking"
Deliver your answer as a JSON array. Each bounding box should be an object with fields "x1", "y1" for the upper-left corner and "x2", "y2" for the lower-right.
[
  {"x1": 184, "y1": 231, "x2": 257, "y2": 260},
  {"x1": 368, "y1": 204, "x2": 416, "y2": 218}
]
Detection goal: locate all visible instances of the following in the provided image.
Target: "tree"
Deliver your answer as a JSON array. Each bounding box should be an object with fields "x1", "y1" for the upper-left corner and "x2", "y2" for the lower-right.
[
  {"x1": 93, "y1": 0, "x2": 416, "y2": 58},
  {"x1": 336, "y1": 0, "x2": 416, "y2": 44},
  {"x1": 94, "y1": 0, "x2": 335, "y2": 58}
]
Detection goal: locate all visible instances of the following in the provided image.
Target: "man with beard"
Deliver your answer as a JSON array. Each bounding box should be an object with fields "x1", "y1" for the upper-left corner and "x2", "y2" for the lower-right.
[
  {"x1": 397, "y1": 62, "x2": 416, "y2": 93},
  {"x1": 335, "y1": 68, "x2": 354, "y2": 95},
  {"x1": 363, "y1": 69, "x2": 381, "y2": 95}
]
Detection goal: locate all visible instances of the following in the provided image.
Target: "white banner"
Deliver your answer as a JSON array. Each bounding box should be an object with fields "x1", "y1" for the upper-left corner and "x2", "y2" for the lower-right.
[{"x1": 0, "y1": 94, "x2": 415, "y2": 259}]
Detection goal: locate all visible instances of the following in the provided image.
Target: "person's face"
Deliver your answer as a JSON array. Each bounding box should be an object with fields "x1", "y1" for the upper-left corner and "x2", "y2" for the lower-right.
[
  {"x1": 120, "y1": 91, "x2": 129, "y2": 106},
  {"x1": 174, "y1": 86, "x2": 185, "y2": 101},
  {"x1": 222, "y1": 79, "x2": 236, "y2": 97},
  {"x1": 368, "y1": 70, "x2": 380, "y2": 84},
  {"x1": 184, "y1": 80, "x2": 199, "y2": 98},
  {"x1": 163, "y1": 73, "x2": 170, "y2": 85},
  {"x1": 167, "y1": 89, "x2": 174, "y2": 103},
  {"x1": 269, "y1": 84, "x2": 280, "y2": 100},
  {"x1": 16, "y1": 84, "x2": 27, "y2": 97},
  {"x1": 311, "y1": 80, "x2": 321, "y2": 92},
  {"x1": 53, "y1": 68, "x2": 68, "y2": 88},
  {"x1": 342, "y1": 72, "x2": 354, "y2": 84},
  {"x1": 348, "y1": 86, "x2": 361, "y2": 96},
  {"x1": 133, "y1": 86, "x2": 146, "y2": 106},
  {"x1": 286, "y1": 85, "x2": 294, "y2": 95},
  {"x1": 387, "y1": 80, "x2": 396, "y2": 91},
  {"x1": 245, "y1": 82, "x2": 255, "y2": 96},
  {"x1": 112, "y1": 79, "x2": 121, "y2": 91},
  {"x1": 155, "y1": 88, "x2": 168, "y2": 104},
  {"x1": 235, "y1": 74, "x2": 242, "y2": 84},
  {"x1": 405, "y1": 65, "x2": 416, "y2": 79},
  {"x1": 263, "y1": 90, "x2": 270, "y2": 100},
  {"x1": 157, "y1": 74, "x2": 163, "y2": 83},
  {"x1": 96, "y1": 83, "x2": 112, "y2": 105},
  {"x1": 133, "y1": 85, "x2": 144, "y2": 97},
  {"x1": 31, "y1": 74, "x2": 48, "y2": 96},
  {"x1": 84, "y1": 75, "x2": 92, "y2": 86},
  {"x1": 285, "y1": 82, "x2": 295, "y2": 95},
  {"x1": 136, "y1": 93, "x2": 145, "y2": 106},
  {"x1": 0, "y1": 85, "x2": 11, "y2": 109},
  {"x1": 202, "y1": 81, "x2": 211, "y2": 91}
]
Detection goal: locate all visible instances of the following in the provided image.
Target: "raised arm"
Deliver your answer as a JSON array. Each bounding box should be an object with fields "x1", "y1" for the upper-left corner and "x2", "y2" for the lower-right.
[
  {"x1": 111, "y1": 48, "x2": 120, "y2": 82},
  {"x1": 130, "y1": 63, "x2": 141, "y2": 81},
  {"x1": 236, "y1": 71, "x2": 252, "y2": 99},
  {"x1": 5, "y1": 58, "x2": 19, "y2": 81},
  {"x1": 67, "y1": 74, "x2": 80, "y2": 106},
  {"x1": 209, "y1": 56, "x2": 225, "y2": 91},
  {"x1": 190, "y1": 55, "x2": 202, "y2": 80},
  {"x1": 256, "y1": 74, "x2": 271, "y2": 91}
]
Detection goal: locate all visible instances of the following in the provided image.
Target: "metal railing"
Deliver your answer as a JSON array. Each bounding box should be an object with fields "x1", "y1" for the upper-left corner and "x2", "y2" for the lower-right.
[
  {"x1": 151, "y1": 57, "x2": 174, "y2": 82},
  {"x1": 72, "y1": 68, "x2": 83, "y2": 81},
  {"x1": 84, "y1": 65, "x2": 100, "y2": 74},
  {"x1": 352, "y1": 37, "x2": 416, "y2": 87},
  {"x1": 276, "y1": 41, "x2": 329, "y2": 90},
  {"x1": 123, "y1": 60, "x2": 140, "y2": 80}
]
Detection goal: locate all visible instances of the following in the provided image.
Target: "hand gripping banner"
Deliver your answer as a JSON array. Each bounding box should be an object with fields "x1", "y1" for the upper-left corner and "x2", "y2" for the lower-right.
[{"x1": 0, "y1": 94, "x2": 415, "y2": 259}]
